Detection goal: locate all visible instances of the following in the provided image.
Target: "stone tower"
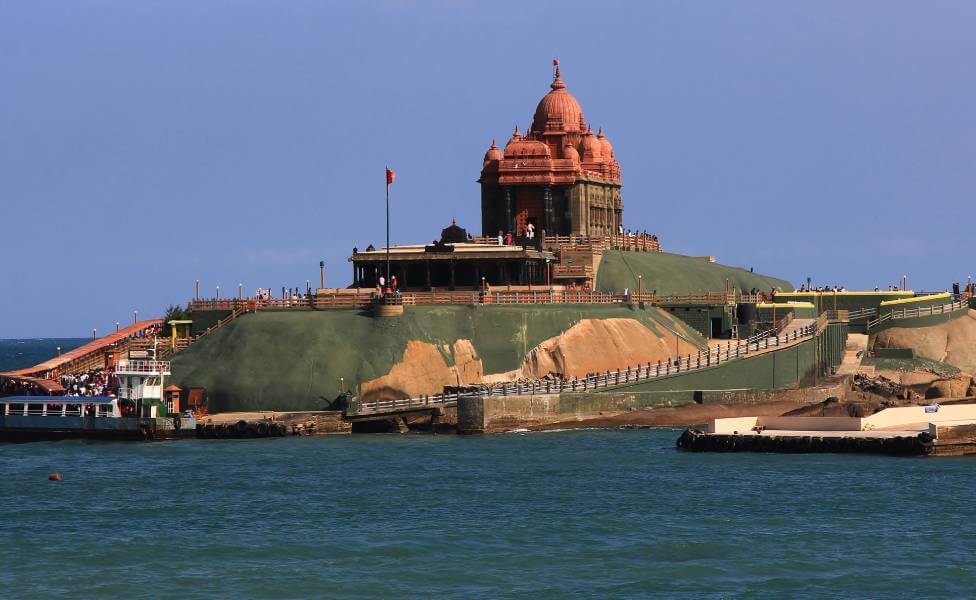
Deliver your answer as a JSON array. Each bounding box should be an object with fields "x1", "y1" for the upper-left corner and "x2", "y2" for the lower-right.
[{"x1": 479, "y1": 61, "x2": 623, "y2": 238}]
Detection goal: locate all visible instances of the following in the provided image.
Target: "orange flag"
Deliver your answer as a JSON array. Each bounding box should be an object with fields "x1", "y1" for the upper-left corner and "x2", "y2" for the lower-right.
[{"x1": 386, "y1": 167, "x2": 395, "y2": 185}]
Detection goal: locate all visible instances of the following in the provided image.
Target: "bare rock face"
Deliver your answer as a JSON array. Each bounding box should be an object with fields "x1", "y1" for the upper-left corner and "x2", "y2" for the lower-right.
[
  {"x1": 452, "y1": 340, "x2": 483, "y2": 385},
  {"x1": 359, "y1": 318, "x2": 700, "y2": 398},
  {"x1": 359, "y1": 340, "x2": 483, "y2": 402},
  {"x1": 924, "y1": 375, "x2": 975, "y2": 400},
  {"x1": 872, "y1": 310, "x2": 976, "y2": 374},
  {"x1": 518, "y1": 318, "x2": 699, "y2": 379}
]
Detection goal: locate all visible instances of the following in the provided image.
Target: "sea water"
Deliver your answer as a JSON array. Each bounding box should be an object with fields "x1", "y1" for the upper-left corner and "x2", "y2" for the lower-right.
[{"x1": 1, "y1": 342, "x2": 974, "y2": 598}]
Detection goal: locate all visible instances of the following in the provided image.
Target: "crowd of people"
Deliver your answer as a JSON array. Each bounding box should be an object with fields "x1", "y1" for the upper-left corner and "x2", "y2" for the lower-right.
[
  {"x1": 60, "y1": 368, "x2": 116, "y2": 397},
  {"x1": 1, "y1": 378, "x2": 36, "y2": 396},
  {"x1": 952, "y1": 282, "x2": 975, "y2": 297}
]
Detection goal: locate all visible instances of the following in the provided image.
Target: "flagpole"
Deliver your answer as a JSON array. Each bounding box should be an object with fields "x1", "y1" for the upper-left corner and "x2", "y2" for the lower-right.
[{"x1": 385, "y1": 166, "x2": 391, "y2": 289}]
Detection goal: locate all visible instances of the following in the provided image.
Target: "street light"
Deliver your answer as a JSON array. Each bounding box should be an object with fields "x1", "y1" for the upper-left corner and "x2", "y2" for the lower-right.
[
  {"x1": 56, "y1": 346, "x2": 61, "y2": 356},
  {"x1": 92, "y1": 328, "x2": 97, "y2": 340},
  {"x1": 115, "y1": 322, "x2": 120, "y2": 332},
  {"x1": 216, "y1": 285, "x2": 220, "y2": 300},
  {"x1": 133, "y1": 310, "x2": 138, "y2": 324}
]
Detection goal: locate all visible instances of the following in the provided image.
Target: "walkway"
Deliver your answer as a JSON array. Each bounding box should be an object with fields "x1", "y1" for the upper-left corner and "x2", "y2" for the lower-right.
[{"x1": 1, "y1": 319, "x2": 164, "y2": 379}]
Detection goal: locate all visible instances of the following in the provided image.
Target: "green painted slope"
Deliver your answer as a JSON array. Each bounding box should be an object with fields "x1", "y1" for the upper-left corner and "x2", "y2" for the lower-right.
[
  {"x1": 596, "y1": 250, "x2": 792, "y2": 295},
  {"x1": 170, "y1": 305, "x2": 707, "y2": 412}
]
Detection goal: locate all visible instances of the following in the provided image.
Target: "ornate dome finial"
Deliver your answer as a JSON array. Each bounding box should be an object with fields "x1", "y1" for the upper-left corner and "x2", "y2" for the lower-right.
[
  {"x1": 484, "y1": 139, "x2": 503, "y2": 162},
  {"x1": 551, "y1": 58, "x2": 565, "y2": 91}
]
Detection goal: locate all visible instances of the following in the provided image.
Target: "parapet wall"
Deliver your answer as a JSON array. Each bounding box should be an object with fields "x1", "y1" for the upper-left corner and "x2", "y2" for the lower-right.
[{"x1": 774, "y1": 291, "x2": 912, "y2": 314}]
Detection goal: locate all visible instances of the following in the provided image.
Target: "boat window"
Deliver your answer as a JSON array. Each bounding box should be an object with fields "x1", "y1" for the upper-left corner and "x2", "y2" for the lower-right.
[
  {"x1": 7, "y1": 403, "x2": 25, "y2": 415},
  {"x1": 48, "y1": 403, "x2": 64, "y2": 415},
  {"x1": 27, "y1": 403, "x2": 45, "y2": 415},
  {"x1": 66, "y1": 404, "x2": 82, "y2": 416},
  {"x1": 97, "y1": 405, "x2": 113, "y2": 417}
]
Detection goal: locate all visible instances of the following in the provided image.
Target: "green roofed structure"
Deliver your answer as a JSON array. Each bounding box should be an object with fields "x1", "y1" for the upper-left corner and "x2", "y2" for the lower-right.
[{"x1": 595, "y1": 250, "x2": 791, "y2": 296}]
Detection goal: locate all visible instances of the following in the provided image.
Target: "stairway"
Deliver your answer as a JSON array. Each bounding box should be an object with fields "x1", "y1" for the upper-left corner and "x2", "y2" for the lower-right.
[{"x1": 836, "y1": 333, "x2": 868, "y2": 376}]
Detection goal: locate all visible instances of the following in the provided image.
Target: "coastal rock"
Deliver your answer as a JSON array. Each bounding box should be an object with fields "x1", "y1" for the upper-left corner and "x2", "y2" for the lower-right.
[
  {"x1": 924, "y1": 375, "x2": 975, "y2": 400},
  {"x1": 359, "y1": 340, "x2": 483, "y2": 402},
  {"x1": 518, "y1": 318, "x2": 699, "y2": 379},
  {"x1": 872, "y1": 310, "x2": 976, "y2": 374}
]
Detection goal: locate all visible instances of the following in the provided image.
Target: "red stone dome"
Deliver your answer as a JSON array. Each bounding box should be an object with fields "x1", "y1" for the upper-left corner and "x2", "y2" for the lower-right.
[
  {"x1": 597, "y1": 128, "x2": 614, "y2": 159},
  {"x1": 483, "y1": 140, "x2": 503, "y2": 163},
  {"x1": 562, "y1": 142, "x2": 580, "y2": 163},
  {"x1": 531, "y1": 66, "x2": 586, "y2": 134},
  {"x1": 504, "y1": 126, "x2": 551, "y2": 158},
  {"x1": 580, "y1": 127, "x2": 602, "y2": 161}
]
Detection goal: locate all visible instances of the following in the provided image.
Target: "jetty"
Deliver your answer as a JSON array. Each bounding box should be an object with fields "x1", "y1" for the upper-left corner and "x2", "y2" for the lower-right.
[{"x1": 677, "y1": 403, "x2": 976, "y2": 456}]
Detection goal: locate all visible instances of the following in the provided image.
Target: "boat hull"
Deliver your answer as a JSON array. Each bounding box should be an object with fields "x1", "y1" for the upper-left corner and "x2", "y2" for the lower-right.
[{"x1": 0, "y1": 415, "x2": 196, "y2": 443}]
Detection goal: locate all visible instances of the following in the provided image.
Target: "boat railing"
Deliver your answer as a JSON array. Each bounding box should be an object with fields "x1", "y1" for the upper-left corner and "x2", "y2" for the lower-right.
[
  {"x1": 116, "y1": 359, "x2": 172, "y2": 374},
  {"x1": 1, "y1": 399, "x2": 115, "y2": 417}
]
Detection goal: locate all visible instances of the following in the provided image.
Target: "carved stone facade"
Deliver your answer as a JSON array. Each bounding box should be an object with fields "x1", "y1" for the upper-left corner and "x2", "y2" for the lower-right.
[{"x1": 479, "y1": 62, "x2": 623, "y2": 238}]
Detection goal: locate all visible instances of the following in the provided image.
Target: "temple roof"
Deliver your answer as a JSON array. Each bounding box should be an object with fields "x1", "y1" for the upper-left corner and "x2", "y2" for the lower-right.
[
  {"x1": 531, "y1": 64, "x2": 586, "y2": 134},
  {"x1": 480, "y1": 61, "x2": 621, "y2": 186}
]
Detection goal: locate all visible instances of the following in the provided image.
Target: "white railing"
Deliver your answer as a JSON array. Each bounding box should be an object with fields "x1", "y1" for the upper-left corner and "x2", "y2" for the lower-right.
[
  {"x1": 866, "y1": 299, "x2": 970, "y2": 330},
  {"x1": 352, "y1": 320, "x2": 824, "y2": 415},
  {"x1": 116, "y1": 360, "x2": 171, "y2": 374}
]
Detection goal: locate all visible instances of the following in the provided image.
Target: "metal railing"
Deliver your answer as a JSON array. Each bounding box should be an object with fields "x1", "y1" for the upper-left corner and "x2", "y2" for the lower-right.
[
  {"x1": 466, "y1": 233, "x2": 661, "y2": 253},
  {"x1": 116, "y1": 360, "x2": 171, "y2": 374},
  {"x1": 866, "y1": 299, "x2": 970, "y2": 330},
  {"x1": 845, "y1": 307, "x2": 877, "y2": 320},
  {"x1": 189, "y1": 290, "x2": 778, "y2": 311}
]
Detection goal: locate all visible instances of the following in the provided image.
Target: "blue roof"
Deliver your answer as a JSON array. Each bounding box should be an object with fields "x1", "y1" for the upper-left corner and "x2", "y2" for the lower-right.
[{"x1": 0, "y1": 395, "x2": 116, "y2": 404}]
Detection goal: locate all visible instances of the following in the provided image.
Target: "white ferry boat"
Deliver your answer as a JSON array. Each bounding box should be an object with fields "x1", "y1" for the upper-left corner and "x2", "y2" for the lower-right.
[{"x1": 0, "y1": 354, "x2": 195, "y2": 442}]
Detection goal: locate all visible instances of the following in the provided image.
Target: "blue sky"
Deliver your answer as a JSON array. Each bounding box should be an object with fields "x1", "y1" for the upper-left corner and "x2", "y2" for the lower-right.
[{"x1": 2, "y1": 1, "x2": 974, "y2": 338}]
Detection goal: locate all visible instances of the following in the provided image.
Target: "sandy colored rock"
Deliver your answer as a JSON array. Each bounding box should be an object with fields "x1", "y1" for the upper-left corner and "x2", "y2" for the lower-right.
[
  {"x1": 518, "y1": 318, "x2": 699, "y2": 379},
  {"x1": 360, "y1": 340, "x2": 482, "y2": 401},
  {"x1": 877, "y1": 370, "x2": 941, "y2": 388},
  {"x1": 452, "y1": 339, "x2": 484, "y2": 385},
  {"x1": 872, "y1": 310, "x2": 976, "y2": 374},
  {"x1": 925, "y1": 375, "x2": 974, "y2": 400}
]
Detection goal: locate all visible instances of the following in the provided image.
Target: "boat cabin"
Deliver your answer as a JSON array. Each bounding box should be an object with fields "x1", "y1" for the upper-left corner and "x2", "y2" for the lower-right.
[{"x1": 0, "y1": 396, "x2": 119, "y2": 418}]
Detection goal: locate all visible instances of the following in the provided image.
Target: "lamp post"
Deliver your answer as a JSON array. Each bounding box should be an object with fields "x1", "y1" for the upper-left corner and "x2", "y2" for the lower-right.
[
  {"x1": 133, "y1": 310, "x2": 138, "y2": 324},
  {"x1": 903, "y1": 275, "x2": 908, "y2": 291},
  {"x1": 195, "y1": 279, "x2": 200, "y2": 300},
  {"x1": 239, "y1": 283, "x2": 243, "y2": 301},
  {"x1": 216, "y1": 285, "x2": 220, "y2": 301},
  {"x1": 115, "y1": 322, "x2": 120, "y2": 333},
  {"x1": 56, "y1": 346, "x2": 61, "y2": 357},
  {"x1": 92, "y1": 328, "x2": 97, "y2": 340}
]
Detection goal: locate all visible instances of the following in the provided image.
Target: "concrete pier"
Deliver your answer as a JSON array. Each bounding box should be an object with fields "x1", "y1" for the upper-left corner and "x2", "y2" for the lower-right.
[{"x1": 678, "y1": 403, "x2": 976, "y2": 456}]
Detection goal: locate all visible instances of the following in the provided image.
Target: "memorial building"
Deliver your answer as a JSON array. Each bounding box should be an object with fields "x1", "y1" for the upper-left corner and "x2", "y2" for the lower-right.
[
  {"x1": 479, "y1": 61, "x2": 623, "y2": 238},
  {"x1": 351, "y1": 62, "x2": 630, "y2": 291}
]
